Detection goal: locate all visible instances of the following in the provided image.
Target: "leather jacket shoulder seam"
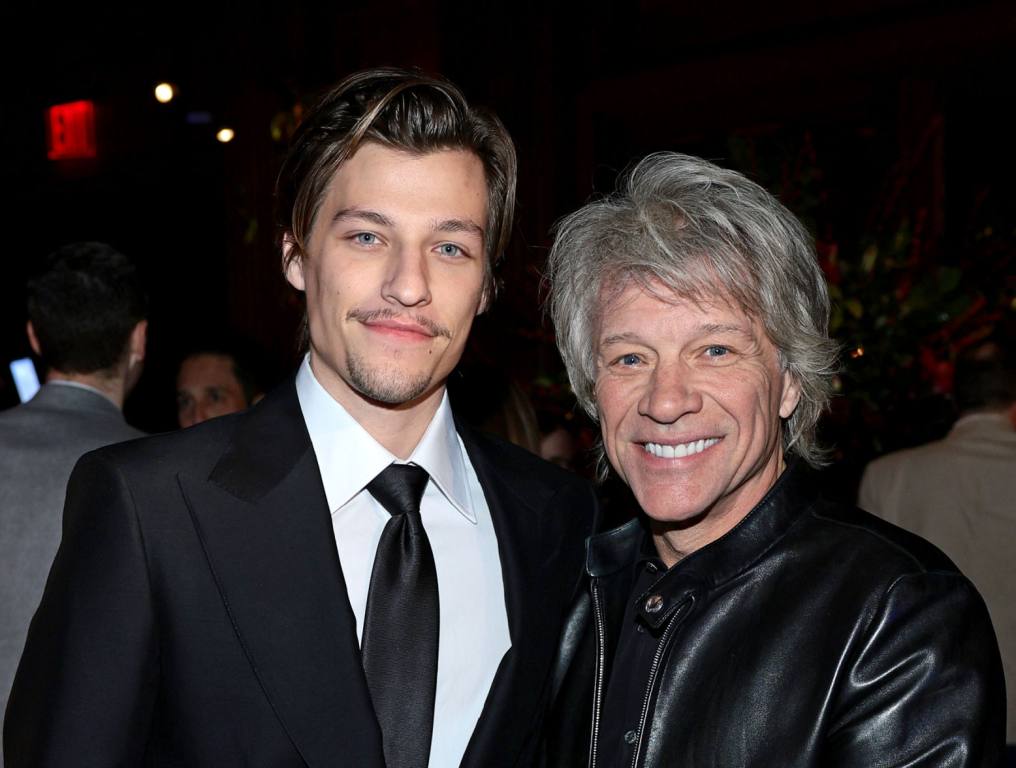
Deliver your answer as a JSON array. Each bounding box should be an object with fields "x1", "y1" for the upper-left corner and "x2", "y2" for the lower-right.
[{"x1": 808, "y1": 507, "x2": 940, "y2": 574}]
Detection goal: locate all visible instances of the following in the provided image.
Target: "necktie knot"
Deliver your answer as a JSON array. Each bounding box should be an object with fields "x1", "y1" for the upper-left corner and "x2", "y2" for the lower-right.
[{"x1": 366, "y1": 463, "x2": 430, "y2": 518}]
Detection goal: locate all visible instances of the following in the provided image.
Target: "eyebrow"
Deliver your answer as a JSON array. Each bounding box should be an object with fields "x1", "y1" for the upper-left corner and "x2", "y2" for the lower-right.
[
  {"x1": 599, "y1": 332, "x2": 643, "y2": 347},
  {"x1": 599, "y1": 324, "x2": 754, "y2": 348},
  {"x1": 700, "y1": 323, "x2": 754, "y2": 338},
  {"x1": 332, "y1": 208, "x2": 484, "y2": 241},
  {"x1": 332, "y1": 208, "x2": 395, "y2": 227},
  {"x1": 434, "y1": 218, "x2": 485, "y2": 240}
]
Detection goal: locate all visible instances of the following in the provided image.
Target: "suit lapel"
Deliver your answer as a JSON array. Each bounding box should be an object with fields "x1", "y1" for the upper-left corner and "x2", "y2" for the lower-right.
[
  {"x1": 457, "y1": 424, "x2": 585, "y2": 768},
  {"x1": 178, "y1": 381, "x2": 384, "y2": 768}
]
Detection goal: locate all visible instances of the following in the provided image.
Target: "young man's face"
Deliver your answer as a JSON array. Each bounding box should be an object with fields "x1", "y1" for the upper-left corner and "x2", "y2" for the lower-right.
[
  {"x1": 286, "y1": 143, "x2": 489, "y2": 412},
  {"x1": 595, "y1": 281, "x2": 801, "y2": 554}
]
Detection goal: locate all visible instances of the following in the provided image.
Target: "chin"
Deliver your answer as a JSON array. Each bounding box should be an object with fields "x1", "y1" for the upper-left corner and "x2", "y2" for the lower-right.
[
  {"x1": 630, "y1": 482, "x2": 695, "y2": 519},
  {"x1": 347, "y1": 355, "x2": 436, "y2": 404},
  {"x1": 357, "y1": 376, "x2": 433, "y2": 406},
  {"x1": 639, "y1": 499, "x2": 711, "y2": 527}
]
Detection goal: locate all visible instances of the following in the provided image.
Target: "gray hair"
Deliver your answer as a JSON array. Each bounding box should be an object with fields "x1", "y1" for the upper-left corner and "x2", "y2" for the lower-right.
[{"x1": 546, "y1": 152, "x2": 839, "y2": 467}]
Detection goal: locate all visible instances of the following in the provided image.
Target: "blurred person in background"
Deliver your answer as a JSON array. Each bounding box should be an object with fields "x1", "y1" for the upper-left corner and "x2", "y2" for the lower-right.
[
  {"x1": 447, "y1": 361, "x2": 542, "y2": 454},
  {"x1": 860, "y1": 336, "x2": 1016, "y2": 761},
  {"x1": 0, "y1": 242, "x2": 147, "y2": 740},
  {"x1": 539, "y1": 421, "x2": 578, "y2": 470},
  {"x1": 175, "y1": 343, "x2": 263, "y2": 428}
]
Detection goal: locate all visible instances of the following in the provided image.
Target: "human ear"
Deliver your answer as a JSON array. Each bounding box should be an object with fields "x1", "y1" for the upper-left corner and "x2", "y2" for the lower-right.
[
  {"x1": 779, "y1": 370, "x2": 802, "y2": 419},
  {"x1": 128, "y1": 320, "x2": 148, "y2": 366},
  {"x1": 26, "y1": 321, "x2": 41, "y2": 356},
  {"x1": 282, "y1": 234, "x2": 306, "y2": 291}
]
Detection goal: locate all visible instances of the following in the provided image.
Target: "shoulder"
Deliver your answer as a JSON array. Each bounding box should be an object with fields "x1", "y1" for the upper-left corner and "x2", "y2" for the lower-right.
[
  {"x1": 77, "y1": 379, "x2": 308, "y2": 505},
  {"x1": 857, "y1": 442, "x2": 951, "y2": 518},
  {"x1": 0, "y1": 398, "x2": 143, "y2": 464},
  {"x1": 0, "y1": 400, "x2": 26, "y2": 421},
  {"x1": 86, "y1": 410, "x2": 244, "y2": 480},
  {"x1": 862, "y1": 439, "x2": 949, "y2": 482},
  {"x1": 466, "y1": 425, "x2": 593, "y2": 492},
  {"x1": 0, "y1": 403, "x2": 32, "y2": 442},
  {"x1": 801, "y1": 495, "x2": 961, "y2": 579},
  {"x1": 814, "y1": 507, "x2": 1005, "y2": 764},
  {"x1": 0, "y1": 399, "x2": 48, "y2": 429},
  {"x1": 791, "y1": 497, "x2": 999, "y2": 673},
  {"x1": 460, "y1": 425, "x2": 598, "y2": 526}
]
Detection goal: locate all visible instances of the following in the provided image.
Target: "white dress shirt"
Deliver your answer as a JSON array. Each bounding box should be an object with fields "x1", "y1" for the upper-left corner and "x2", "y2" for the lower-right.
[{"x1": 295, "y1": 356, "x2": 511, "y2": 767}]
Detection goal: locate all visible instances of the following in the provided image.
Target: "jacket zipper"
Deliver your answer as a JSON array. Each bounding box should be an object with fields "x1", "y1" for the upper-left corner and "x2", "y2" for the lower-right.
[
  {"x1": 588, "y1": 578, "x2": 607, "y2": 768},
  {"x1": 630, "y1": 598, "x2": 690, "y2": 768}
]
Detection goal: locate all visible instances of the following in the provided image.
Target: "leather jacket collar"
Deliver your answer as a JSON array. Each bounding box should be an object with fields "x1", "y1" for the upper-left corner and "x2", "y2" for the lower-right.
[{"x1": 587, "y1": 458, "x2": 817, "y2": 586}]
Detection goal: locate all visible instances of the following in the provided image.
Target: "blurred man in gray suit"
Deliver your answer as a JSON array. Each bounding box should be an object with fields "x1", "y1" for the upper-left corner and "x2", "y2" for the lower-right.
[{"x1": 0, "y1": 242, "x2": 148, "y2": 731}]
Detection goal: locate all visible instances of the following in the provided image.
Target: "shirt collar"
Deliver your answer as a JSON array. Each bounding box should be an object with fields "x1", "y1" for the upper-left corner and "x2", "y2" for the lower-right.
[
  {"x1": 408, "y1": 388, "x2": 476, "y2": 523},
  {"x1": 295, "y1": 355, "x2": 476, "y2": 523}
]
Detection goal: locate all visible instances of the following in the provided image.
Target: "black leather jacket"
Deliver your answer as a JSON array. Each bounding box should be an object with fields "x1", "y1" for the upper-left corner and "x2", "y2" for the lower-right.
[{"x1": 544, "y1": 462, "x2": 1005, "y2": 768}]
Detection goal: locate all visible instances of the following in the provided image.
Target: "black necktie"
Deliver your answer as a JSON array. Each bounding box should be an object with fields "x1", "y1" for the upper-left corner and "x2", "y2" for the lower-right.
[{"x1": 362, "y1": 463, "x2": 439, "y2": 768}]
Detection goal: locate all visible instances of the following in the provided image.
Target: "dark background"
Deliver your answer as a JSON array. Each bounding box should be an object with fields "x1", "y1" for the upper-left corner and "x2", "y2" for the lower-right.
[{"x1": 2, "y1": 0, "x2": 1014, "y2": 497}]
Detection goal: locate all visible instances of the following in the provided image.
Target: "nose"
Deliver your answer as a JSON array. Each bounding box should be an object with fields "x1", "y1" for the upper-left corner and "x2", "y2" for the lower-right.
[
  {"x1": 194, "y1": 402, "x2": 211, "y2": 426},
  {"x1": 381, "y1": 249, "x2": 431, "y2": 308},
  {"x1": 638, "y1": 360, "x2": 703, "y2": 424},
  {"x1": 179, "y1": 406, "x2": 196, "y2": 428}
]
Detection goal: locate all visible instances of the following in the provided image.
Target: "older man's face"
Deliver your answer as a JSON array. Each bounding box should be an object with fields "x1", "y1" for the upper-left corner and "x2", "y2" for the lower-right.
[{"x1": 595, "y1": 281, "x2": 801, "y2": 553}]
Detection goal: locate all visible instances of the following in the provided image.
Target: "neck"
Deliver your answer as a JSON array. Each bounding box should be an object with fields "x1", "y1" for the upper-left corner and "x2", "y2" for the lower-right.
[
  {"x1": 46, "y1": 369, "x2": 125, "y2": 409},
  {"x1": 309, "y1": 355, "x2": 443, "y2": 459},
  {"x1": 352, "y1": 395, "x2": 444, "y2": 459}
]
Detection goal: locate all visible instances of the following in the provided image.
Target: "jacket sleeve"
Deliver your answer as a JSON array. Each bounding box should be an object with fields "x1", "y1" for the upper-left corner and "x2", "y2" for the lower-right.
[
  {"x1": 826, "y1": 571, "x2": 1005, "y2": 767},
  {"x1": 3, "y1": 450, "x2": 158, "y2": 767}
]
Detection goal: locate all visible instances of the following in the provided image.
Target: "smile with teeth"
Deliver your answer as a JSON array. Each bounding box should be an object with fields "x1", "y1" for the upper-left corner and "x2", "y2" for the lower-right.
[{"x1": 643, "y1": 437, "x2": 720, "y2": 459}]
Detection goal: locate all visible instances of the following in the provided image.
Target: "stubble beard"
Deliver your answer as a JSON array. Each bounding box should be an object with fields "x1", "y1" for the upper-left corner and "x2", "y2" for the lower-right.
[{"x1": 346, "y1": 351, "x2": 433, "y2": 405}]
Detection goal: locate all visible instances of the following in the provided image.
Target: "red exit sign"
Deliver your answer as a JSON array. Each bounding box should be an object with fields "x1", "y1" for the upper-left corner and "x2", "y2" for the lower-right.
[{"x1": 46, "y1": 100, "x2": 97, "y2": 160}]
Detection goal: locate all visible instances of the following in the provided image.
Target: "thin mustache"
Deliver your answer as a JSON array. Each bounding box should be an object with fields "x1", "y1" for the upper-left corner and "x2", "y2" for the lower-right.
[{"x1": 347, "y1": 308, "x2": 452, "y2": 340}]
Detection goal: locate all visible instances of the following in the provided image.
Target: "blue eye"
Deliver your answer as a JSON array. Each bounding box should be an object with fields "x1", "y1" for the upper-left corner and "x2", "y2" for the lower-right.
[
  {"x1": 705, "y1": 345, "x2": 729, "y2": 357},
  {"x1": 619, "y1": 353, "x2": 640, "y2": 366},
  {"x1": 437, "y1": 243, "x2": 463, "y2": 257},
  {"x1": 353, "y1": 232, "x2": 378, "y2": 245}
]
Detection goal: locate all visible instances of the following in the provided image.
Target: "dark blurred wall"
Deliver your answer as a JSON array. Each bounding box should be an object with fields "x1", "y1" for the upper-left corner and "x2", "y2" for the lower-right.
[{"x1": 1, "y1": 1, "x2": 1014, "y2": 444}]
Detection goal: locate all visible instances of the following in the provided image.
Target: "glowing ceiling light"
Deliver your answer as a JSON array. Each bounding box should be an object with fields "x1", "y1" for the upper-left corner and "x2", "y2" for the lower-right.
[
  {"x1": 216, "y1": 127, "x2": 235, "y2": 143},
  {"x1": 154, "y1": 83, "x2": 176, "y2": 104}
]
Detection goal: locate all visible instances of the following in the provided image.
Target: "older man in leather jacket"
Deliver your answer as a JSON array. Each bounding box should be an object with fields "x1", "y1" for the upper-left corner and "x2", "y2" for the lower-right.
[{"x1": 544, "y1": 152, "x2": 1005, "y2": 767}]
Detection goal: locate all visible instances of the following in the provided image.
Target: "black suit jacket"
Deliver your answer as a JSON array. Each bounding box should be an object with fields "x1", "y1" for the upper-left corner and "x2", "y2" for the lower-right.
[{"x1": 4, "y1": 381, "x2": 597, "y2": 767}]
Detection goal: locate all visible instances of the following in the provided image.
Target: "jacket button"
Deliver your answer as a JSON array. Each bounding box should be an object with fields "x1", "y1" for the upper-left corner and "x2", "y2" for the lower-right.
[
  {"x1": 624, "y1": 729, "x2": 638, "y2": 744},
  {"x1": 644, "y1": 594, "x2": 665, "y2": 613}
]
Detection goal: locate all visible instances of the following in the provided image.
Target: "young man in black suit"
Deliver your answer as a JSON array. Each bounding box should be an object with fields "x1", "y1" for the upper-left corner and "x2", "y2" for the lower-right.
[{"x1": 4, "y1": 68, "x2": 596, "y2": 768}]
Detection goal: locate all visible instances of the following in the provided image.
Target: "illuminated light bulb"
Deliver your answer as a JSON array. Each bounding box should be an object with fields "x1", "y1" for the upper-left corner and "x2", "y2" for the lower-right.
[
  {"x1": 154, "y1": 83, "x2": 176, "y2": 104},
  {"x1": 849, "y1": 346, "x2": 865, "y2": 359},
  {"x1": 216, "y1": 127, "x2": 235, "y2": 143}
]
